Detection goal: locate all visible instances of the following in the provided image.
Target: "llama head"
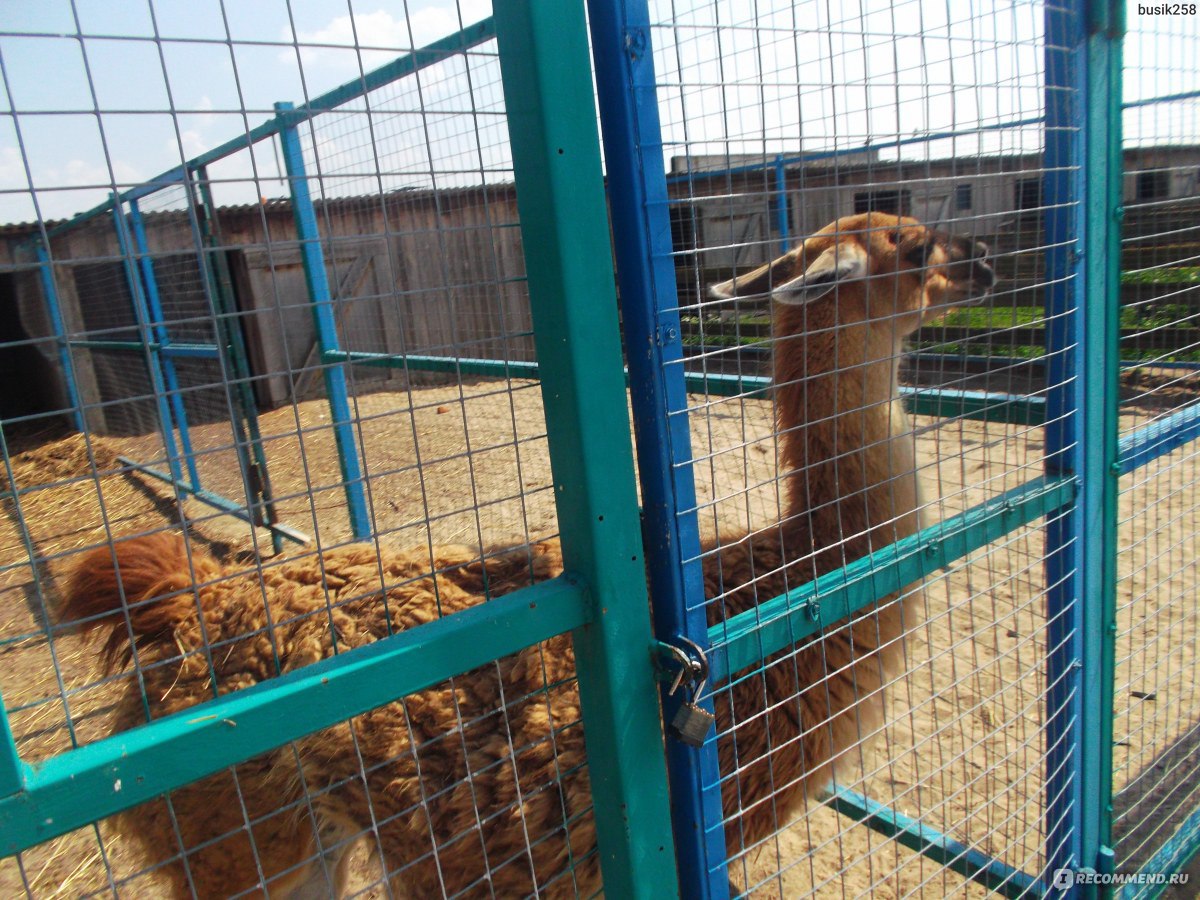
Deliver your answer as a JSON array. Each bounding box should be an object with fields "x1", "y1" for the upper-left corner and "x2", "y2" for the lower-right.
[{"x1": 709, "y1": 212, "x2": 995, "y2": 336}]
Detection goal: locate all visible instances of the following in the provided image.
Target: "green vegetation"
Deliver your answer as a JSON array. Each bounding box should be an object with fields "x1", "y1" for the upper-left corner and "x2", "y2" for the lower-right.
[
  {"x1": 683, "y1": 291, "x2": 1200, "y2": 362},
  {"x1": 938, "y1": 303, "x2": 1198, "y2": 331},
  {"x1": 1121, "y1": 303, "x2": 1200, "y2": 330},
  {"x1": 939, "y1": 306, "x2": 1044, "y2": 328},
  {"x1": 911, "y1": 342, "x2": 1047, "y2": 360},
  {"x1": 1120, "y1": 266, "x2": 1200, "y2": 286}
]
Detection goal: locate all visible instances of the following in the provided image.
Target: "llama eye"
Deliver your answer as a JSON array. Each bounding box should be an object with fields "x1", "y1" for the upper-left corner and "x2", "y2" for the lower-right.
[{"x1": 905, "y1": 243, "x2": 935, "y2": 267}]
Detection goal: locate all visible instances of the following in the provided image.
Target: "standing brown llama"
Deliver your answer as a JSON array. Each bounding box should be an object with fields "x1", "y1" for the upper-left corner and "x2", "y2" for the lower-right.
[
  {"x1": 60, "y1": 213, "x2": 993, "y2": 898},
  {"x1": 706, "y1": 213, "x2": 993, "y2": 862}
]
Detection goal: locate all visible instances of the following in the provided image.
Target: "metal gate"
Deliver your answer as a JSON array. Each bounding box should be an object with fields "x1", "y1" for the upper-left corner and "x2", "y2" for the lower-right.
[
  {"x1": 1, "y1": 0, "x2": 1198, "y2": 897},
  {"x1": 38, "y1": 173, "x2": 298, "y2": 553}
]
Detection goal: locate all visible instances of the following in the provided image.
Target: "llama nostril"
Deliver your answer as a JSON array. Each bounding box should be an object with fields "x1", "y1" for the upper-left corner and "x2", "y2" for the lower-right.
[{"x1": 974, "y1": 260, "x2": 996, "y2": 288}]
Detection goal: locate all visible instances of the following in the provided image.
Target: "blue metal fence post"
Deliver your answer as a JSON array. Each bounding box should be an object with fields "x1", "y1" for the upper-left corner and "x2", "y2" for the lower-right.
[
  {"x1": 586, "y1": 1, "x2": 730, "y2": 896},
  {"x1": 111, "y1": 198, "x2": 187, "y2": 487},
  {"x1": 275, "y1": 103, "x2": 372, "y2": 541},
  {"x1": 1042, "y1": 0, "x2": 1123, "y2": 889},
  {"x1": 127, "y1": 198, "x2": 203, "y2": 489},
  {"x1": 774, "y1": 154, "x2": 790, "y2": 256},
  {"x1": 33, "y1": 244, "x2": 84, "y2": 432}
]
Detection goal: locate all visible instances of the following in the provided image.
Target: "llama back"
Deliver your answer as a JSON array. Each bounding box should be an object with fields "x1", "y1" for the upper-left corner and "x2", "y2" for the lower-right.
[
  {"x1": 60, "y1": 532, "x2": 222, "y2": 672},
  {"x1": 58, "y1": 533, "x2": 593, "y2": 897}
]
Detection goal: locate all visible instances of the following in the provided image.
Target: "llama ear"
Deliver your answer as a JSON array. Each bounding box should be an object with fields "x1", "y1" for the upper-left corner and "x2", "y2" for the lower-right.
[
  {"x1": 709, "y1": 254, "x2": 800, "y2": 299},
  {"x1": 770, "y1": 242, "x2": 869, "y2": 305}
]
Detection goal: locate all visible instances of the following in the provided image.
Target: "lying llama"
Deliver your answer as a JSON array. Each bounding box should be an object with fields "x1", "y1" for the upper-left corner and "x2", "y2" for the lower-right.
[{"x1": 61, "y1": 213, "x2": 993, "y2": 898}]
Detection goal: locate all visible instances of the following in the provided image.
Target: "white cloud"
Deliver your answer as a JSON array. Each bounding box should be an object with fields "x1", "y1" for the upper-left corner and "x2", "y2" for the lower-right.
[
  {"x1": 283, "y1": 4, "x2": 492, "y2": 72},
  {"x1": 194, "y1": 95, "x2": 216, "y2": 128},
  {"x1": 284, "y1": 10, "x2": 411, "y2": 71},
  {"x1": 0, "y1": 150, "x2": 144, "y2": 224},
  {"x1": 177, "y1": 129, "x2": 208, "y2": 159},
  {"x1": 0, "y1": 146, "x2": 27, "y2": 187}
]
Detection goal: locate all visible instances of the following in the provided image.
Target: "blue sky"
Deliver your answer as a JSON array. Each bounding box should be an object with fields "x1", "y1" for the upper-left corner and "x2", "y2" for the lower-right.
[
  {"x1": 1, "y1": 0, "x2": 491, "y2": 223},
  {"x1": 0, "y1": 0, "x2": 1195, "y2": 225}
]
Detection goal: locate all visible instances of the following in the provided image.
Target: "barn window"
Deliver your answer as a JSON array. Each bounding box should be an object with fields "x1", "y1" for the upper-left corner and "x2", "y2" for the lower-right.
[
  {"x1": 853, "y1": 188, "x2": 911, "y2": 216},
  {"x1": 1136, "y1": 169, "x2": 1171, "y2": 201},
  {"x1": 1014, "y1": 177, "x2": 1042, "y2": 211}
]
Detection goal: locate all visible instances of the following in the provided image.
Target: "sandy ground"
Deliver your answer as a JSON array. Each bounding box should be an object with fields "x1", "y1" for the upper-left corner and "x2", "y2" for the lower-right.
[{"x1": 0, "y1": 371, "x2": 1197, "y2": 898}]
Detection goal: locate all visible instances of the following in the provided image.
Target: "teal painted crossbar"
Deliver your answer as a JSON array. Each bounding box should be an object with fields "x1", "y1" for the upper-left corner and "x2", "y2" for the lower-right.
[
  {"x1": 707, "y1": 474, "x2": 1078, "y2": 686},
  {"x1": 1117, "y1": 399, "x2": 1200, "y2": 476},
  {"x1": 324, "y1": 348, "x2": 541, "y2": 379},
  {"x1": 0, "y1": 576, "x2": 587, "y2": 855},
  {"x1": 116, "y1": 457, "x2": 309, "y2": 546},
  {"x1": 689, "y1": 371, "x2": 1047, "y2": 425},
  {"x1": 822, "y1": 786, "x2": 1045, "y2": 898},
  {"x1": 328, "y1": 349, "x2": 1047, "y2": 427}
]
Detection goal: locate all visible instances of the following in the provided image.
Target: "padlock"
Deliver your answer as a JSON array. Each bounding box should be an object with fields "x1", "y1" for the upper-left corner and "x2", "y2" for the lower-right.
[
  {"x1": 668, "y1": 693, "x2": 716, "y2": 747},
  {"x1": 662, "y1": 636, "x2": 715, "y2": 748}
]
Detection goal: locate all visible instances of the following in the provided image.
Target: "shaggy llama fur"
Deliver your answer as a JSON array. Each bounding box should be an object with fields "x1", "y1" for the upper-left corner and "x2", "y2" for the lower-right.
[{"x1": 62, "y1": 213, "x2": 993, "y2": 898}]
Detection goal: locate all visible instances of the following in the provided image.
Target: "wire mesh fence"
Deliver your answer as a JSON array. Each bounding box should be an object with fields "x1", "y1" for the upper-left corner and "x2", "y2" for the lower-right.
[
  {"x1": 0, "y1": 5, "x2": 596, "y2": 896},
  {"x1": 1111, "y1": 7, "x2": 1200, "y2": 894},
  {"x1": 616, "y1": 1, "x2": 1066, "y2": 895},
  {"x1": 0, "y1": 0, "x2": 1197, "y2": 898}
]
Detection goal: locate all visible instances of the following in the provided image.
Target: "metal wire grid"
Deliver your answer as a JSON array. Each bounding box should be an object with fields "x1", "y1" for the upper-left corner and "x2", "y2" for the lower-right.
[
  {"x1": 0, "y1": 4, "x2": 591, "y2": 896},
  {"x1": 116, "y1": 182, "x2": 259, "y2": 517},
  {"x1": 65, "y1": 231, "x2": 163, "y2": 437},
  {"x1": 642, "y1": 0, "x2": 1062, "y2": 894},
  {"x1": 1111, "y1": 9, "x2": 1200, "y2": 887},
  {"x1": 3, "y1": 0, "x2": 1193, "y2": 896},
  {"x1": 1113, "y1": 449, "x2": 1200, "y2": 881},
  {"x1": 287, "y1": 31, "x2": 551, "y2": 555},
  {"x1": 708, "y1": 508, "x2": 1059, "y2": 898},
  {"x1": 299, "y1": 38, "x2": 529, "y2": 368}
]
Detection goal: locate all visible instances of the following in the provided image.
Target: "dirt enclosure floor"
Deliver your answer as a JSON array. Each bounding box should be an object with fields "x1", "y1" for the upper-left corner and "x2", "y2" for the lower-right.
[{"x1": 1, "y1": 372, "x2": 1198, "y2": 898}]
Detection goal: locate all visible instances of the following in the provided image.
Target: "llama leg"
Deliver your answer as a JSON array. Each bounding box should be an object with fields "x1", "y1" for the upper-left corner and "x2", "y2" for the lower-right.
[{"x1": 268, "y1": 815, "x2": 359, "y2": 899}]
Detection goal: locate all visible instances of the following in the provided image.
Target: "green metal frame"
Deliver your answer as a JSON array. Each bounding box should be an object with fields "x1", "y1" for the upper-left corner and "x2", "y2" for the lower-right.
[
  {"x1": 5, "y1": 2, "x2": 1200, "y2": 896},
  {"x1": 492, "y1": 2, "x2": 679, "y2": 892},
  {"x1": 1, "y1": 6, "x2": 678, "y2": 896},
  {"x1": 822, "y1": 786, "x2": 1043, "y2": 898},
  {"x1": 707, "y1": 474, "x2": 1077, "y2": 687},
  {"x1": 1084, "y1": 0, "x2": 1124, "y2": 867},
  {"x1": 0, "y1": 577, "x2": 587, "y2": 852}
]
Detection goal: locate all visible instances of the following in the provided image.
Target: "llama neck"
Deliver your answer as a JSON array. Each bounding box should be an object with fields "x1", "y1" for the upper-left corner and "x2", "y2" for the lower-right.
[{"x1": 771, "y1": 314, "x2": 921, "y2": 567}]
